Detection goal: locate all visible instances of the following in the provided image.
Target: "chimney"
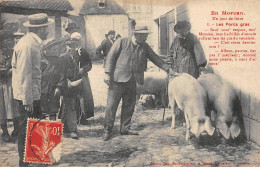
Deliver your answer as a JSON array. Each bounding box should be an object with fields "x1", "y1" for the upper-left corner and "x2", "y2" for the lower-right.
[{"x1": 98, "y1": 0, "x2": 106, "y2": 8}]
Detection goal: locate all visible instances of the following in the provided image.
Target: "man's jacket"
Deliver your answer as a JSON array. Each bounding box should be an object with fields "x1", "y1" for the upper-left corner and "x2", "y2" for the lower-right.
[
  {"x1": 12, "y1": 33, "x2": 42, "y2": 105},
  {"x1": 105, "y1": 37, "x2": 170, "y2": 85}
]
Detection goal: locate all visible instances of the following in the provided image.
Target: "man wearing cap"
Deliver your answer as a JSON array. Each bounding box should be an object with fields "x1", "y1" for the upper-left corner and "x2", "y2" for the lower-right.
[
  {"x1": 41, "y1": 38, "x2": 66, "y2": 121},
  {"x1": 102, "y1": 26, "x2": 175, "y2": 141},
  {"x1": 169, "y1": 20, "x2": 207, "y2": 79},
  {"x1": 11, "y1": 13, "x2": 53, "y2": 166},
  {"x1": 61, "y1": 32, "x2": 93, "y2": 139},
  {"x1": 96, "y1": 30, "x2": 115, "y2": 67}
]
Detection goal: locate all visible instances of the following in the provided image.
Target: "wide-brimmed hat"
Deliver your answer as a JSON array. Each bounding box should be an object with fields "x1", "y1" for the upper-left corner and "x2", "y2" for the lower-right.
[
  {"x1": 65, "y1": 22, "x2": 79, "y2": 32},
  {"x1": 23, "y1": 13, "x2": 54, "y2": 27},
  {"x1": 174, "y1": 20, "x2": 191, "y2": 33},
  {"x1": 133, "y1": 26, "x2": 151, "y2": 34}
]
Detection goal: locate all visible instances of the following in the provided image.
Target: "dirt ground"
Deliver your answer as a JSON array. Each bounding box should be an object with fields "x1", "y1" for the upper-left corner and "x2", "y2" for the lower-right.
[{"x1": 1, "y1": 63, "x2": 260, "y2": 167}]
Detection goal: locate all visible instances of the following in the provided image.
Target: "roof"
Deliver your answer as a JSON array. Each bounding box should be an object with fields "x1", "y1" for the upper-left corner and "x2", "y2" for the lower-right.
[
  {"x1": 0, "y1": 0, "x2": 73, "y2": 11},
  {"x1": 80, "y1": 0, "x2": 126, "y2": 15}
]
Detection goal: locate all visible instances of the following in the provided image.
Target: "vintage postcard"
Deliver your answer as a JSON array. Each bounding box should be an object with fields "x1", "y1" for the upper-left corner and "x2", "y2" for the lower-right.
[{"x1": 0, "y1": 0, "x2": 259, "y2": 167}]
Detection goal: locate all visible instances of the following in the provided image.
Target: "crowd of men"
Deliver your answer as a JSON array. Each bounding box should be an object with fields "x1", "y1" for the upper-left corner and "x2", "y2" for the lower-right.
[{"x1": 0, "y1": 12, "x2": 206, "y2": 166}]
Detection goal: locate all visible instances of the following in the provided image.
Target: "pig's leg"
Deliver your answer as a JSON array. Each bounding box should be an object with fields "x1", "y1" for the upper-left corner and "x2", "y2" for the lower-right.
[
  {"x1": 160, "y1": 90, "x2": 166, "y2": 109},
  {"x1": 136, "y1": 94, "x2": 141, "y2": 105},
  {"x1": 184, "y1": 113, "x2": 190, "y2": 141},
  {"x1": 170, "y1": 100, "x2": 176, "y2": 129}
]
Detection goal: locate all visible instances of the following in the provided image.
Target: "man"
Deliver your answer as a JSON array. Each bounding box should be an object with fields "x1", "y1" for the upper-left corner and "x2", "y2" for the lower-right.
[
  {"x1": 169, "y1": 20, "x2": 207, "y2": 79},
  {"x1": 11, "y1": 13, "x2": 53, "y2": 166},
  {"x1": 61, "y1": 32, "x2": 93, "y2": 139},
  {"x1": 102, "y1": 26, "x2": 174, "y2": 141},
  {"x1": 41, "y1": 38, "x2": 66, "y2": 121},
  {"x1": 65, "y1": 22, "x2": 80, "y2": 35},
  {"x1": 96, "y1": 30, "x2": 115, "y2": 67}
]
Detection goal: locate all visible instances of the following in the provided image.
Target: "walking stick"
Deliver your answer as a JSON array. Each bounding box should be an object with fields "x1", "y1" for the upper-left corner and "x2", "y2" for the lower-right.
[{"x1": 162, "y1": 72, "x2": 169, "y2": 125}]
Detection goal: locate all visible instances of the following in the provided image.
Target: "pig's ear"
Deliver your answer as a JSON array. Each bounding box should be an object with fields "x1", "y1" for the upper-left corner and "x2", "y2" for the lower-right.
[
  {"x1": 190, "y1": 122, "x2": 200, "y2": 137},
  {"x1": 205, "y1": 117, "x2": 215, "y2": 136},
  {"x1": 217, "y1": 121, "x2": 231, "y2": 139},
  {"x1": 230, "y1": 122, "x2": 241, "y2": 139}
]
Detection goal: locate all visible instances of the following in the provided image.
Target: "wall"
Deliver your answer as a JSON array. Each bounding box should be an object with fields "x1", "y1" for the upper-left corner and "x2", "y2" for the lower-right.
[{"x1": 84, "y1": 14, "x2": 128, "y2": 59}]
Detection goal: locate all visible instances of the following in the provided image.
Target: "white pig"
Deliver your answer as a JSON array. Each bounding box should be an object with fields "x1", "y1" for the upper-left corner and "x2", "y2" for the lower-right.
[
  {"x1": 198, "y1": 73, "x2": 241, "y2": 139},
  {"x1": 136, "y1": 71, "x2": 168, "y2": 107},
  {"x1": 168, "y1": 73, "x2": 215, "y2": 140}
]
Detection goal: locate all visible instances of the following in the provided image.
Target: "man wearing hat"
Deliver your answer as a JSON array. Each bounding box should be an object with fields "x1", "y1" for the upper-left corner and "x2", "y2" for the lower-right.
[
  {"x1": 60, "y1": 32, "x2": 93, "y2": 139},
  {"x1": 96, "y1": 30, "x2": 115, "y2": 67},
  {"x1": 11, "y1": 13, "x2": 53, "y2": 166},
  {"x1": 65, "y1": 22, "x2": 80, "y2": 35},
  {"x1": 102, "y1": 26, "x2": 175, "y2": 141},
  {"x1": 41, "y1": 38, "x2": 66, "y2": 121},
  {"x1": 169, "y1": 20, "x2": 207, "y2": 79}
]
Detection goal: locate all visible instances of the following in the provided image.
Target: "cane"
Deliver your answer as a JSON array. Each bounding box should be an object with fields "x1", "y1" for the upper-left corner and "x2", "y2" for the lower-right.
[{"x1": 162, "y1": 71, "x2": 169, "y2": 125}]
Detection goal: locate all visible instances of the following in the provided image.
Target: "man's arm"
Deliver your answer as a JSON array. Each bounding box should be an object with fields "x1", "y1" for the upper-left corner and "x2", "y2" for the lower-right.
[
  {"x1": 146, "y1": 43, "x2": 170, "y2": 72},
  {"x1": 96, "y1": 40, "x2": 106, "y2": 59},
  {"x1": 193, "y1": 35, "x2": 207, "y2": 67},
  {"x1": 104, "y1": 38, "x2": 122, "y2": 74},
  {"x1": 104, "y1": 38, "x2": 122, "y2": 85},
  {"x1": 13, "y1": 45, "x2": 33, "y2": 106}
]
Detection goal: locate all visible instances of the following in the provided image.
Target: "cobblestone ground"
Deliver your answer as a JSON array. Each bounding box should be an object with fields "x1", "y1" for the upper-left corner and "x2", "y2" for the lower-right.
[{"x1": 1, "y1": 63, "x2": 260, "y2": 167}]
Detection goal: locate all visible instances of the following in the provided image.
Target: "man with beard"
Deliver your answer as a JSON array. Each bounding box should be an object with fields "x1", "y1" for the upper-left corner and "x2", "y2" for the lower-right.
[{"x1": 11, "y1": 13, "x2": 53, "y2": 166}]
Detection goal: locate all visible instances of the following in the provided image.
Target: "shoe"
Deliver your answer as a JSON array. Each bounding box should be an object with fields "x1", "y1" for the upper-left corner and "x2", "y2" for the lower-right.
[
  {"x1": 10, "y1": 130, "x2": 19, "y2": 143},
  {"x1": 1, "y1": 133, "x2": 10, "y2": 142},
  {"x1": 102, "y1": 131, "x2": 111, "y2": 141},
  {"x1": 120, "y1": 130, "x2": 139, "y2": 135},
  {"x1": 19, "y1": 160, "x2": 30, "y2": 167},
  {"x1": 70, "y1": 132, "x2": 79, "y2": 139},
  {"x1": 79, "y1": 119, "x2": 89, "y2": 125}
]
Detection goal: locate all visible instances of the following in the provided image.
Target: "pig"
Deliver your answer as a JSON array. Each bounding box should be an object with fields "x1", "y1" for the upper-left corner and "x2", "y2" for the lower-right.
[
  {"x1": 136, "y1": 71, "x2": 168, "y2": 108},
  {"x1": 198, "y1": 73, "x2": 241, "y2": 139},
  {"x1": 168, "y1": 73, "x2": 215, "y2": 140},
  {"x1": 139, "y1": 94, "x2": 156, "y2": 108}
]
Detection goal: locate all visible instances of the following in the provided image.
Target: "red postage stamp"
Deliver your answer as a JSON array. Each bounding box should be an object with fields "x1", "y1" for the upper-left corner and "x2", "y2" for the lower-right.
[{"x1": 24, "y1": 119, "x2": 63, "y2": 164}]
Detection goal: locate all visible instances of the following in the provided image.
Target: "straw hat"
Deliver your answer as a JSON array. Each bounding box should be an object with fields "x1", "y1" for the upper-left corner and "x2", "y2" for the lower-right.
[
  {"x1": 133, "y1": 26, "x2": 151, "y2": 34},
  {"x1": 23, "y1": 13, "x2": 54, "y2": 27}
]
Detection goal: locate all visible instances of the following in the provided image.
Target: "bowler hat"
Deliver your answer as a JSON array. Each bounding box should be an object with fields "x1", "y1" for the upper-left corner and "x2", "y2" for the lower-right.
[
  {"x1": 23, "y1": 13, "x2": 54, "y2": 27},
  {"x1": 174, "y1": 20, "x2": 191, "y2": 33},
  {"x1": 133, "y1": 26, "x2": 151, "y2": 34},
  {"x1": 65, "y1": 22, "x2": 79, "y2": 32},
  {"x1": 108, "y1": 30, "x2": 115, "y2": 35}
]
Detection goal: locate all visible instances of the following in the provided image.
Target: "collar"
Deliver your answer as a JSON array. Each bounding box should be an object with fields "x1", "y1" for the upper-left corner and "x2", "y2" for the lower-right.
[
  {"x1": 178, "y1": 32, "x2": 190, "y2": 39},
  {"x1": 108, "y1": 37, "x2": 114, "y2": 44},
  {"x1": 131, "y1": 36, "x2": 138, "y2": 46},
  {"x1": 29, "y1": 32, "x2": 42, "y2": 44}
]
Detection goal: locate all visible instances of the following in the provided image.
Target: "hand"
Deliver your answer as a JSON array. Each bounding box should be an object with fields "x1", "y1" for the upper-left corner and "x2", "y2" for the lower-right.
[
  {"x1": 24, "y1": 103, "x2": 33, "y2": 113},
  {"x1": 168, "y1": 68, "x2": 181, "y2": 78},
  {"x1": 54, "y1": 88, "x2": 61, "y2": 97},
  {"x1": 104, "y1": 73, "x2": 111, "y2": 86},
  {"x1": 79, "y1": 68, "x2": 85, "y2": 76},
  {"x1": 199, "y1": 67, "x2": 207, "y2": 74}
]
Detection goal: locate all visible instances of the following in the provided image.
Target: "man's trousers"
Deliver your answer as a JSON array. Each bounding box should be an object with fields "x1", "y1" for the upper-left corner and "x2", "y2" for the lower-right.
[
  {"x1": 17, "y1": 100, "x2": 42, "y2": 166},
  {"x1": 104, "y1": 78, "x2": 136, "y2": 133}
]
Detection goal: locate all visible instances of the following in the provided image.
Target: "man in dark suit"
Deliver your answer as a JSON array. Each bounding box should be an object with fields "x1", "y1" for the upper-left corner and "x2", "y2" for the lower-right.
[
  {"x1": 96, "y1": 30, "x2": 115, "y2": 67},
  {"x1": 102, "y1": 26, "x2": 174, "y2": 141}
]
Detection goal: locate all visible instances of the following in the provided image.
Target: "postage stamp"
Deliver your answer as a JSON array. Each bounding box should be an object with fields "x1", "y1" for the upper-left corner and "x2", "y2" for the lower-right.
[{"x1": 24, "y1": 119, "x2": 63, "y2": 164}]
